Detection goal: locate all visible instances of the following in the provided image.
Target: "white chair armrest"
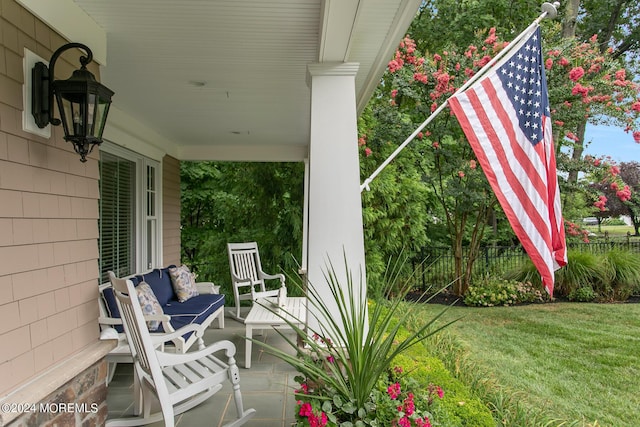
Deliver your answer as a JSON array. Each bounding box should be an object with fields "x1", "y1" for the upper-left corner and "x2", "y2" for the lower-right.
[
  {"x1": 196, "y1": 282, "x2": 220, "y2": 294},
  {"x1": 260, "y1": 272, "x2": 286, "y2": 284},
  {"x1": 230, "y1": 272, "x2": 253, "y2": 284},
  {"x1": 156, "y1": 339, "x2": 237, "y2": 366},
  {"x1": 150, "y1": 323, "x2": 205, "y2": 344},
  {"x1": 252, "y1": 290, "x2": 279, "y2": 300},
  {"x1": 98, "y1": 316, "x2": 123, "y2": 326},
  {"x1": 142, "y1": 313, "x2": 172, "y2": 323}
]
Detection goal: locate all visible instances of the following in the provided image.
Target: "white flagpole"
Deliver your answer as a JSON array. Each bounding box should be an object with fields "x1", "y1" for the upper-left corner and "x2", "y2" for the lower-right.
[{"x1": 360, "y1": 2, "x2": 559, "y2": 192}]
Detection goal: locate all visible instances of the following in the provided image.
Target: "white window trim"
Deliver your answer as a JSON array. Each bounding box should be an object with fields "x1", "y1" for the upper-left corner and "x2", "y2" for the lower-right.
[{"x1": 100, "y1": 141, "x2": 163, "y2": 275}]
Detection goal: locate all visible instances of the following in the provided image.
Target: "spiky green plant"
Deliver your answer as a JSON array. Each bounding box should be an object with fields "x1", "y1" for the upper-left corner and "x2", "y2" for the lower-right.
[
  {"x1": 555, "y1": 251, "x2": 606, "y2": 297},
  {"x1": 505, "y1": 250, "x2": 606, "y2": 298},
  {"x1": 601, "y1": 249, "x2": 640, "y2": 301},
  {"x1": 253, "y1": 255, "x2": 457, "y2": 424}
]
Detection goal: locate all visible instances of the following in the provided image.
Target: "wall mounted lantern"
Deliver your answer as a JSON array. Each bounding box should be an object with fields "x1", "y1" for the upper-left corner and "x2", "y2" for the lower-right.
[{"x1": 32, "y1": 43, "x2": 114, "y2": 162}]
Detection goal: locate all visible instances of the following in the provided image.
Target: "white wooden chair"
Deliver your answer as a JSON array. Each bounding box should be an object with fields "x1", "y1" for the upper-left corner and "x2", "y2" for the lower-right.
[
  {"x1": 227, "y1": 242, "x2": 286, "y2": 321},
  {"x1": 106, "y1": 274, "x2": 255, "y2": 427}
]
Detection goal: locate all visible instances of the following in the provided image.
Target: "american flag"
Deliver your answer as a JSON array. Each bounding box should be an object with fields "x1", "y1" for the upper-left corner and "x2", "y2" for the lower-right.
[{"x1": 449, "y1": 26, "x2": 567, "y2": 295}]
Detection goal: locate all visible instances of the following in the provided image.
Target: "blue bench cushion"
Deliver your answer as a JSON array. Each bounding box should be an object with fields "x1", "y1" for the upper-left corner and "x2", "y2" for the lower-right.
[
  {"x1": 161, "y1": 293, "x2": 225, "y2": 334},
  {"x1": 132, "y1": 266, "x2": 176, "y2": 306},
  {"x1": 101, "y1": 287, "x2": 124, "y2": 333}
]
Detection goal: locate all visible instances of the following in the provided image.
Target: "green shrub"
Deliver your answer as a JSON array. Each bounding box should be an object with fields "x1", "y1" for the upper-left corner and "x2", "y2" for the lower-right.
[
  {"x1": 601, "y1": 249, "x2": 640, "y2": 301},
  {"x1": 505, "y1": 250, "x2": 607, "y2": 298},
  {"x1": 464, "y1": 276, "x2": 547, "y2": 307},
  {"x1": 504, "y1": 248, "x2": 640, "y2": 302},
  {"x1": 555, "y1": 251, "x2": 607, "y2": 297},
  {"x1": 393, "y1": 349, "x2": 495, "y2": 426},
  {"x1": 567, "y1": 285, "x2": 596, "y2": 302}
]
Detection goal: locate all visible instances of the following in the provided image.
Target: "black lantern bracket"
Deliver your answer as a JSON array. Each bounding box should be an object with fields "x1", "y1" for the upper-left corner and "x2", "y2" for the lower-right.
[{"x1": 31, "y1": 42, "x2": 114, "y2": 162}]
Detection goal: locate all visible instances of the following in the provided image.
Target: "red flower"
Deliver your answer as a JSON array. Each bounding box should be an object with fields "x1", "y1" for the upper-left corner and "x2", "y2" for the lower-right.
[
  {"x1": 299, "y1": 402, "x2": 313, "y2": 417},
  {"x1": 569, "y1": 67, "x2": 585, "y2": 81},
  {"x1": 387, "y1": 382, "x2": 401, "y2": 399},
  {"x1": 566, "y1": 132, "x2": 580, "y2": 142},
  {"x1": 388, "y1": 59, "x2": 403, "y2": 73},
  {"x1": 545, "y1": 58, "x2": 553, "y2": 70},
  {"x1": 402, "y1": 393, "x2": 415, "y2": 416},
  {"x1": 413, "y1": 72, "x2": 428, "y2": 84},
  {"x1": 593, "y1": 195, "x2": 607, "y2": 211},
  {"x1": 484, "y1": 27, "x2": 497, "y2": 45},
  {"x1": 571, "y1": 83, "x2": 591, "y2": 97},
  {"x1": 617, "y1": 185, "x2": 632, "y2": 202}
]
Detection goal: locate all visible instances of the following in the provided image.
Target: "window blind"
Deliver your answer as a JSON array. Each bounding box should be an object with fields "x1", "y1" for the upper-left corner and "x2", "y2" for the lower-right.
[{"x1": 99, "y1": 151, "x2": 136, "y2": 283}]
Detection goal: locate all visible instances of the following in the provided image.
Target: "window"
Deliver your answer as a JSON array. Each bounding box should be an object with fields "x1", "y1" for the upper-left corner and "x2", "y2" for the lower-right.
[{"x1": 99, "y1": 143, "x2": 161, "y2": 282}]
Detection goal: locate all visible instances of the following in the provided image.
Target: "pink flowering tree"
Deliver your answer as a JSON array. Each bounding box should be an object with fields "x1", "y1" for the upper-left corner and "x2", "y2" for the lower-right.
[
  {"x1": 587, "y1": 160, "x2": 640, "y2": 235},
  {"x1": 359, "y1": 21, "x2": 640, "y2": 295},
  {"x1": 544, "y1": 27, "x2": 640, "y2": 187},
  {"x1": 361, "y1": 30, "x2": 522, "y2": 295}
]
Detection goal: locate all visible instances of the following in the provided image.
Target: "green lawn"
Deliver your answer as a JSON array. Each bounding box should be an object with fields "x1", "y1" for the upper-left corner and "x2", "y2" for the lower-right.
[
  {"x1": 418, "y1": 302, "x2": 640, "y2": 426},
  {"x1": 584, "y1": 224, "x2": 638, "y2": 238}
]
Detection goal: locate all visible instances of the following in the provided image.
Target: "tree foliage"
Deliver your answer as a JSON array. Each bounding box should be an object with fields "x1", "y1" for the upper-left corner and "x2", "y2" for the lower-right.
[
  {"x1": 180, "y1": 161, "x2": 304, "y2": 292},
  {"x1": 588, "y1": 160, "x2": 640, "y2": 235}
]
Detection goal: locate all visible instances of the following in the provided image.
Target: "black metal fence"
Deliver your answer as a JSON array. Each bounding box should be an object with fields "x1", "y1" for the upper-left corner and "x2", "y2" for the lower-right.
[{"x1": 413, "y1": 240, "x2": 640, "y2": 291}]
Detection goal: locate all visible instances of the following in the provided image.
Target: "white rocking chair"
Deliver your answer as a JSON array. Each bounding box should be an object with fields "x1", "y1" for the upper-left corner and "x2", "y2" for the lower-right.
[
  {"x1": 227, "y1": 242, "x2": 286, "y2": 321},
  {"x1": 106, "y1": 274, "x2": 255, "y2": 427}
]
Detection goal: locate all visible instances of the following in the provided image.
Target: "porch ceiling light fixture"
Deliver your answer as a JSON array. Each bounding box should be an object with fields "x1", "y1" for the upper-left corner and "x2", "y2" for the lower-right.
[{"x1": 32, "y1": 42, "x2": 114, "y2": 162}]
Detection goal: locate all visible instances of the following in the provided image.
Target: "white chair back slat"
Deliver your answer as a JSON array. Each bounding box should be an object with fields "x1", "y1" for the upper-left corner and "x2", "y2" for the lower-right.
[
  {"x1": 109, "y1": 274, "x2": 153, "y2": 376},
  {"x1": 236, "y1": 251, "x2": 259, "y2": 283},
  {"x1": 227, "y1": 241, "x2": 286, "y2": 321}
]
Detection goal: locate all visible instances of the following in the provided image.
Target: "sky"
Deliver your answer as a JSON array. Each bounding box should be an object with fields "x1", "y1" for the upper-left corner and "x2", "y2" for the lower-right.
[{"x1": 582, "y1": 123, "x2": 640, "y2": 163}]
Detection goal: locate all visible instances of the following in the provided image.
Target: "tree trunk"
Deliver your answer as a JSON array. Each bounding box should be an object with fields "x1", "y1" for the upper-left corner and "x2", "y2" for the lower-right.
[
  {"x1": 599, "y1": 0, "x2": 625, "y2": 53},
  {"x1": 561, "y1": 0, "x2": 581, "y2": 38},
  {"x1": 452, "y1": 219, "x2": 466, "y2": 296},
  {"x1": 567, "y1": 120, "x2": 587, "y2": 184}
]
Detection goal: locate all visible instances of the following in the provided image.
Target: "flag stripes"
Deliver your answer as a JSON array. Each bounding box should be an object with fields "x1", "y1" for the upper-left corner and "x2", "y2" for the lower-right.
[{"x1": 449, "y1": 26, "x2": 566, "y2": 295}]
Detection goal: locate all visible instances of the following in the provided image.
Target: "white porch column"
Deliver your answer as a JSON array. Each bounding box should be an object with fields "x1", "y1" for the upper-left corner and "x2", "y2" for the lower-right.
[{"x1": 305, "y1": 62, "x2": 366, "y2": 334}]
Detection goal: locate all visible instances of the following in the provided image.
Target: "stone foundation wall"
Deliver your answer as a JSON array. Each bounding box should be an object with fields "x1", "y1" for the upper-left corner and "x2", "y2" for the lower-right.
[{"x1": 6, "y1": 359, "x2": 108, "y2": 427}]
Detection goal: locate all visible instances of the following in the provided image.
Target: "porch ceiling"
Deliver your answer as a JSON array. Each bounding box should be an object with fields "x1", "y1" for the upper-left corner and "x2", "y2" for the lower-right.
[{"x1": 69, "y1": 0, "x2": 421, "y2": 161}]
